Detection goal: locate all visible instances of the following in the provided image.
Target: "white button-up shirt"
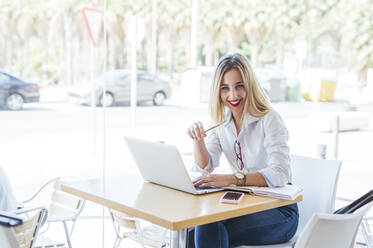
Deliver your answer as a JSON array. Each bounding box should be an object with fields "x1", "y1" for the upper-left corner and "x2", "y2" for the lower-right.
[{"x1": 194, "y1": 109, "x2": 291, "y2": 187}]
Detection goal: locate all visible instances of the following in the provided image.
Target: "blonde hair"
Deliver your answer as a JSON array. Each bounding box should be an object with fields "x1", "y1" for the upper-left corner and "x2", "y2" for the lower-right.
[{"x1": 209, "y1": 53, "x2": 271, "y2": 123}]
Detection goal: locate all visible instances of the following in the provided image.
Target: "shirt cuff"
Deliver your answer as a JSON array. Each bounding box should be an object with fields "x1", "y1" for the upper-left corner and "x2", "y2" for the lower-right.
[
  {"x1": 258, "y1": 171, "x2": 275, "y2": 187},
  {"x1": 258, "y1": 168, "x2": 287, "y2": 187}
]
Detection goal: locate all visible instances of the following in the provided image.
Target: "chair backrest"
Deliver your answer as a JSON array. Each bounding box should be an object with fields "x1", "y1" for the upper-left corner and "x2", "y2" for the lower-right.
[
  {"x1": 295, "y1": 201, "x2": 373, "y2": 248},
  {"x1": 0, "y1": 208, "x2": 47, "y2": 248},
  {"x1": 110, "y1": 209, "x2": 137, "y2": 230},
  {"x1": 290, "y1": 155, "x2": 341, "y2": 231},
  {"x1": 49, "y1": 177, "x2": 85, "y2": 219}
]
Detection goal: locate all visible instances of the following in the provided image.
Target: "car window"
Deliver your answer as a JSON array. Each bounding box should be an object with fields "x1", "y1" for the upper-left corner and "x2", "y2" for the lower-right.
[
  {"x1": 138, "y1": 74, "x2": 154, "y2": 82},
  {"x1": 97, "y1": 71, "x2": 127, "y2": 83},
  {"x1": 0, "y1": 73, "x2": 10, "y2": 84},
  {"x1": 115, "y1": 75, "x2": 130, "y2": 85}
]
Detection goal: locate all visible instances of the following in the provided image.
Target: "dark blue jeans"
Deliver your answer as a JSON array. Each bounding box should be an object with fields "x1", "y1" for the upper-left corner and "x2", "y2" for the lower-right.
[{"x1": 193, "y1": 203, "x2": 298, "y2": 248}]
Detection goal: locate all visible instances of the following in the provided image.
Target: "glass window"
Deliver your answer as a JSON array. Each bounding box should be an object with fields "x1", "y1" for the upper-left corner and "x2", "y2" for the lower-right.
[
  {"x1": 115, "y1": 74, "x2": 130, "y2": 85},
  {"x1": 138, "y1": 73, "x2": 154, "y2": 82}
]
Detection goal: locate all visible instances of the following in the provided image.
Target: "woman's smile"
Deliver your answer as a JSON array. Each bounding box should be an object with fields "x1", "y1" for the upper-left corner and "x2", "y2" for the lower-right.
[{"x1": 227, "y1": 99, "x2": 242, "y2": 107}]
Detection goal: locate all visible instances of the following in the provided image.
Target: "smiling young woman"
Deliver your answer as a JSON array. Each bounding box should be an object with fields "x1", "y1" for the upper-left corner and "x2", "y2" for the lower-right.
[{"x1": 186, "y1": 53, "x2": 298, "y2": 248}]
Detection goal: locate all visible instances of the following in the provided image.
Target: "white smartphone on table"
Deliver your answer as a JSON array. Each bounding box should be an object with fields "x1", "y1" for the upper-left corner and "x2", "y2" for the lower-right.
[{"x1": 219, "y1": 191, "x2": 244, "y2": 204}]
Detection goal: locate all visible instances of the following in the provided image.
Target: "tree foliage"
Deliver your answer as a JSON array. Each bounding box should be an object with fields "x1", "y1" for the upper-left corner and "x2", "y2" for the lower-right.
[{"x1": 0, "y1": 0, "x2": 372, "y2": 85}]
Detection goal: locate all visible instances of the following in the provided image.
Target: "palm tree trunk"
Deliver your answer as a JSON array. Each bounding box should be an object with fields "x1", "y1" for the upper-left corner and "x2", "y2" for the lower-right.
[
  {"x1": 119, "y1": 41, "x2": 125, "y2": 68},
  {"x1": 64, "y1": 11, "x2": 73, "y2": 86},
  {"x1": 167, "y1": 38, "x2": 174, "y2": 79},
  {"x1": 205, "y1": 44, "x2": 215, "y2": 66},
  {"x1": 185, "y1": 32, "x2": 191, "y2": 68},
  {"x1": 19, "y1": 42, "x2": 24, "y2": 76},
  {"x1": 109, "y1": 37, "x2": 115, "y2": 70},
  {"x1": 276, "y1": 45, "x2": 284, "y2": 69},
  {"x1": 141, "y1": 41, "x2": 146, "y2": 70},
  {"x1": 8, "y1": 40, "x2": 13, "y2": 71},
  {"x1": 250, "y1": 43, "x2": 259, "y2": 67},
  {"x1": 42, "y1": 36, "x2": 49, "y2": 85},
  {"x1": 146, "y1": 35, "x2": 152, "y2": 72},
  {"x1": 358, "y1": 65, "x2": 368, "y2": 86},
  {"x1": 2, "y1": 39, "x2": 7, "y2": 68},
  {"x1": 126, "y1": 42, "x2": 131, "y2": 69}
]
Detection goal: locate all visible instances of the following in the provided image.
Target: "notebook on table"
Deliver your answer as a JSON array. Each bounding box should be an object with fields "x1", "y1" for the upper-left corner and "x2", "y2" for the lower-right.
[{"x1": 223, "y1": 184, "x2": 303, "y2": 200}]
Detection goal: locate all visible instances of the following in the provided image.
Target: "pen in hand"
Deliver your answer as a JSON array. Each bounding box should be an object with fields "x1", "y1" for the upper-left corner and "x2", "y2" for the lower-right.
[
  {"x1": 204, "y1": 121, "x2": 225, "y2": 133},
  {"x1": 188, "y1": 121, "x2": 225, "y2": 140}
]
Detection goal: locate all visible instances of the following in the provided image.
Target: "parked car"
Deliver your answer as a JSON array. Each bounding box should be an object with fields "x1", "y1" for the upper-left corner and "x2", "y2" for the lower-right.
[
  {"x1": 0, "y1": 71, "x2": 40, "y2": 110},
  {"x1": 67, "y1": 70, "x2": 171, "y2": 106}
]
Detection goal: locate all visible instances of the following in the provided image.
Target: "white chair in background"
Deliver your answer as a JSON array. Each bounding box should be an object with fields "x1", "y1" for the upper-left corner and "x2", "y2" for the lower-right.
[
  {"x1": 237, "y1": 155, "x2": 342, "y2": 248},
  {"x1": 0, "y1": 207, "x2": 48, "y2": 248},
  {"x1": 110, "y1": 209, "x2": 169, "y2": 248},
  {"x1": 22, "y1": 177, "x2": 86, "y2": 248},
  {"x1": 361, "y1": 215, "x2": 373, "y2": 248},
  {"x1": 294, "y1": 202, "x2": 373, "y2": 248},
  {"x1": 337, "y1": 195, "x2": 373, "y2": 248}
]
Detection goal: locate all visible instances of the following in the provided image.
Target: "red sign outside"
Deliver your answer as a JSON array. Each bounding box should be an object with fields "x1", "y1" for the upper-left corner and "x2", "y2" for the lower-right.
[{"x1": 82, "y1": 7, "x2": 103, "y2": 47}]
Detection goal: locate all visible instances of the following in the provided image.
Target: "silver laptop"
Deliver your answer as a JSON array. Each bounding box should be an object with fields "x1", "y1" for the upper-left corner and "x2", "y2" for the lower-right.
[{"x1": 124, "y1": 136, "x2": 223, "y2": 195}]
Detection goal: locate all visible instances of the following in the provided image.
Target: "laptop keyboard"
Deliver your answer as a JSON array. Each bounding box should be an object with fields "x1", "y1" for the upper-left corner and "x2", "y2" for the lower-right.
[{"x1": 195, "y1": 186, "x2": 217, "y2": 191}]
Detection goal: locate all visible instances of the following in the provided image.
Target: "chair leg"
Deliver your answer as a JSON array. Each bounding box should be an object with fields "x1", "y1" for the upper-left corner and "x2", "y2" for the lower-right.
[
  {"x1": 134, "y1": 219, "x2": 146, "y2": 248},
  {"x1": 113, "y1": 237, "x2": 122, "y2": 248},
  {"x1": 63, "y1": 221, "x2": 73, "y2": 248},
  {"x1": 158, "y1": 228, "x2": 168, "y2": 248},
  {"x1": 39, "y1": 222, "x2": 50, "y2": 235},
  {"x1": 361, "y1": 219, "x2": 373, "y2": 248},
  {"x1": 69, "y1": 220, "x2": 77, "y2": 237}
]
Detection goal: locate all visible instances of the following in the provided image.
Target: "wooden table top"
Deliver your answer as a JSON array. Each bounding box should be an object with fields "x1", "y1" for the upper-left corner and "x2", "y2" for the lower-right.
[{"x1": 61, "y1": 174, "x2": 302, "y2": 230}]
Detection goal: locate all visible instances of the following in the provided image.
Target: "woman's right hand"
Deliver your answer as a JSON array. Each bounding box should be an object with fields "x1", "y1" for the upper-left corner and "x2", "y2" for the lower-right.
[{"x1": 187, "y1": 121, "x2": 207, "y2": 141}]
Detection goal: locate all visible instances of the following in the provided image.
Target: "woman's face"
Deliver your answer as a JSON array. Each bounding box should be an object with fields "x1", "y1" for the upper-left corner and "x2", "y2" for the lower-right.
[{"x1": 220, "y1": 68, "x2": 247, "y2": 119}]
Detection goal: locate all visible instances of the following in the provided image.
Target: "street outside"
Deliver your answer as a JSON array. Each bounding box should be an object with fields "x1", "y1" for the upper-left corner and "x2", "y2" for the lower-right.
[{"x1": 1, "y1": 90, "x2": 373, "y2": 247}]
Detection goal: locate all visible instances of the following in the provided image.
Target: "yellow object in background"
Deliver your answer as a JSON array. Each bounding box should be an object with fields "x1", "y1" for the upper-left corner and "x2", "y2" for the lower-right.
[
  {"x1": 317, "y1": 80, "x2": 337, "y2": 102},
  {"x1": 301, "y1": 92, "x2": 312, "y2": 101},
  {"x1": 304, "y1": 79, "x2": 337, "y2": 102}
]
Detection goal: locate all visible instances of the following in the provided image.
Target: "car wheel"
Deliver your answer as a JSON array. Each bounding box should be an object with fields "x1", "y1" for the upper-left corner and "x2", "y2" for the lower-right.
[
  {"x1": 6, "y1": 94, "x2": 24, "y2": 110},
  {"x1": 153, "y1": 91, "x2": 166, "y2": 106},
  {"x1": 99, "y1": 92, "x2": 114, "y2": 107}
]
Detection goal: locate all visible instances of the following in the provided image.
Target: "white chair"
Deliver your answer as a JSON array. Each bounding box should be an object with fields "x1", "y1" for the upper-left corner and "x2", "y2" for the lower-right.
[
  {"x1": 110, "y1": 209, "x2": 169, "y2": 248},
  {"x1": 0, "y1": 207, "x2": 48, "y2": 248},
  {"x1": 294, "y1": 202, "x2": 373, "y2": 248},
  {"x1": 337, "y1": 195, "x2": 373, "y2": 248},
  {"x1": 361, "y1": 215, "x2": 373, "y2": 248},
  {"x1": 237, "y1": 155, "x2": 341, "y2": 248},
  {"x1": 22, "y1": 177, "x2": 86, "y2": 248}
]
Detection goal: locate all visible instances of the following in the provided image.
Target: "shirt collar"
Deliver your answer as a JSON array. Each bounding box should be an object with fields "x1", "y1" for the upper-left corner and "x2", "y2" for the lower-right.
[{"x1": 224, "y1": 111, "x2": 260, "y2": 130}]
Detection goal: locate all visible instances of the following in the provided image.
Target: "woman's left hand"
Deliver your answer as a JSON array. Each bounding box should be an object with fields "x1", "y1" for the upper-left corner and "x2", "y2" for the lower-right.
[{"x1": 193, "y1": 174, "x2": 235, "y2": 188}]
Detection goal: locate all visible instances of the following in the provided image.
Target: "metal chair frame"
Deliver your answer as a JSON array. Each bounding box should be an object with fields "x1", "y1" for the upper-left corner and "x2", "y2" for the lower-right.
[
  {"x1": 22, "y1": 177, "x2": 86, "y2": 248},
  {"x1": 1, "y1": 206, "x2": 48, "y2": 248},
  {"x1": 110, "y1": 209, "x2": 169, "y2": 248}
]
